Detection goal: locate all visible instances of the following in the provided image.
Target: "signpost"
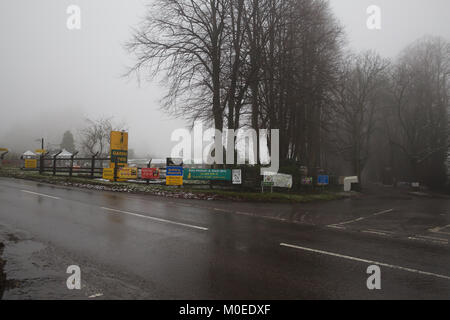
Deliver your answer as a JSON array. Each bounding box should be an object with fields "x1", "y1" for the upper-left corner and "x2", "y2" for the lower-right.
[
  {"x1": 35, "y1": 149, "x2": 46, "y2": 154},
  {"x1": 166, "y1": 166, "x2": 183, "y2": 186},
  {"x1": 118, "y1": 167, "x2": 138, "y2": 180},
  {"x1": 183, "y1": 168, "x2": 231, "y2": 181},
  {"x1": 102, "y1": 168, "x2": 115, "y2": 180},
  {"x1": 109, "y1": 131, "x2": 128, "y2": 168},
  {"x1": 232, "y1": 169, "x2": 242, "y2": 185},
  {"x1": 141, "y1": 168, "x2": 160, "y2": 180},
  {"x1": 317, "y1": 175, "x2": 329, "y2": 186},
  {"x1": 24, "y1": 159, "x2": 37, "y2": 169}
]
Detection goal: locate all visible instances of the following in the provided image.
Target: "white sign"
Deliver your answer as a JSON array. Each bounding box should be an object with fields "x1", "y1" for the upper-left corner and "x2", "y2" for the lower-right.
[
  {"x1": 264, "y1": 173, "x2": 292, "y2": 189},
  {"x1": 232, "y1": 169, "x2": 242, "y2": 185}
]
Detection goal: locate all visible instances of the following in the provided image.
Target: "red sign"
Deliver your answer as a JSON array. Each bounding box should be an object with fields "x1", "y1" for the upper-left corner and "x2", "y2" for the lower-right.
[{"x1": 141, "y1": 168, "x2": 160, "y2": 180}]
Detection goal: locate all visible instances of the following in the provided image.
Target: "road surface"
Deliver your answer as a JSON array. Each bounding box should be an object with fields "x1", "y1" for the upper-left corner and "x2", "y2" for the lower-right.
[{"x1": 0, "y1": 177, "x2": 449, "y2": 299}]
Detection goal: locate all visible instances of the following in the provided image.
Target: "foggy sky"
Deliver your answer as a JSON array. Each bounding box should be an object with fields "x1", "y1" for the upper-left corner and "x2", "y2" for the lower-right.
[{"x1": 0, "y1": 0, "x2": 449, "y2": 157}]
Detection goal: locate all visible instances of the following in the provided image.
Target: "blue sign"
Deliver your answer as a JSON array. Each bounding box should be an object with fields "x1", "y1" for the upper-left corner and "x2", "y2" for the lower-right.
[
  {"x1": 317, "y1": 175, "x2": 329, "y2": 185},
  {"x1": 166, "y1": 166, "x2": 183, "y2": 176}
]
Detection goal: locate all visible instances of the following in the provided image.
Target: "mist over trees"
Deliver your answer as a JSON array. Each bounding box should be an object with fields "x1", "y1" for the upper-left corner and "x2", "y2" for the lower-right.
[
  {"x1": 128, "y1": 0, "x2": 450, "y2": 187},
  {"x1": 60, "y1": 131, "x2": 76, "y2": 153}
]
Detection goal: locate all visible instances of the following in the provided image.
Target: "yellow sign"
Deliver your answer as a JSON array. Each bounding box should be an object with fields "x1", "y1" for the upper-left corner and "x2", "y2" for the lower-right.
[
  {"x1": 166, "y1": 176, "x2": 183, "y2": 186},
  {"x1": 118, "y1": 167, "x2": 138, "y2": 180},
  {"x1": 0, "y1": 148, "x2": 8, "y2": 152},
  {"x1": 24, "y1": 159, "x2": 37, "y2": 169},
  {"x1": 102, "y1": 168, "x2": 115, "y2": 180},
  {"x1": 110, "y1": 131, "x2": 128, "y2": 168},
  {"x1": 35, "y1": 149, "x2": 46, "y2": 154}
]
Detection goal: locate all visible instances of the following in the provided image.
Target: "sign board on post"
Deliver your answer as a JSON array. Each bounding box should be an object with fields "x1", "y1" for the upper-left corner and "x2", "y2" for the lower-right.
[
  {"x1": 301, "y1": 177, "x2": 313, "y2": 185},
  {"x1": 102, "y1": 168, "x2": 115, "y2": 180},
  {"x1": 109, "y1": 131, "x2": 128, "y2": 168},
  {"x1": 0, "y1": 148, "x2": 8, "y2": 152},
  {"x1": 118, "y1": 167, "x2": 138, "y2": 180},
  {"x1": 166, "y1": 166, "x2": 183, "y2": 186},
  {"x1": 141, "y1": 168, "x2": 160, "y2": 180},
  {"x1": 183, "y1": 168, "x2": 231, "y2": 181},
  {"x1": 264, "y1": 173, "x2": 293, "y2": 189},
  {"x1": 317, "y1": 175, "x2": 329, "y2": 186},
  {"x1": 35, "y1": 149, "x2": 46, "y2": 154},
  {"x1": 232, "y1": 169, "x2": 242, "y2": 185},
  {"x1": 24, "y1": 159, "x2": 37, "y2": 169},
  {"x1": 166, "y1": 176, "x2": 183, "y2": 186}
]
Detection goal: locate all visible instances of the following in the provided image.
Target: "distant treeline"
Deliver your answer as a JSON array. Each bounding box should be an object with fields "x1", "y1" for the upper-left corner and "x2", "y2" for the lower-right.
[{"x1": 127, "y1": 0, "x2": 449, "y2": 187}]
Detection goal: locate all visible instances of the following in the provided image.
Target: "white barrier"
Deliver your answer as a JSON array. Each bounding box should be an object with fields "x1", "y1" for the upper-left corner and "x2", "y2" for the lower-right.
[{"x1": 344, "y1": 176, "x2": 359, "y2": 192}]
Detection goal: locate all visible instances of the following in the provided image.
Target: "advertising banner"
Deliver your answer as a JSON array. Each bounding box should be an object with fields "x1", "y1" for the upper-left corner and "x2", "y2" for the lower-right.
[
  {"x1": 141, "y1": 168, "x2": 160, "y2": 180},
  {"x1": 183, "y1": 168, "x2": 231, "y2": 181}
]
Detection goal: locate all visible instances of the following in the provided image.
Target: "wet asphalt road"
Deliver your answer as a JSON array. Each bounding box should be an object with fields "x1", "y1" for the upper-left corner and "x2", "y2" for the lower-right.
[{"x1": 0, "y1": 177, "x2": 449, "y2": 299}]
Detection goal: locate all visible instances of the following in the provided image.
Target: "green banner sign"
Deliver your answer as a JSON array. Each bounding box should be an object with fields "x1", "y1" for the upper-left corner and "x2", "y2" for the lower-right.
[{"x1": 184, "y1": 168, "x2": 232, "y2": 181}]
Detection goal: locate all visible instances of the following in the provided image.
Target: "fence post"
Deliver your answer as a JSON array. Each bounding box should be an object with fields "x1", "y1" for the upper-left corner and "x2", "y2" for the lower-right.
[
  {"x1": 53, "y1": 151, "x2": 62, "y2": 176},
  {"x1": 90, "y1": 153, "x2": 97, "y2": 179},
  {"x1": 39, "y1": 154, "x2": 44, "y2": 174},
  {"x1": 69, "y1": 151, "x2": 79, "y2": 178},
  {"x1": 0, "y1": 151, "x2": 8, "y2": 169}
]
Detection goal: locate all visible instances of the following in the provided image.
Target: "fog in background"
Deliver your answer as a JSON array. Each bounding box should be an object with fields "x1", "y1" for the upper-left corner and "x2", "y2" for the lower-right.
[{"x1": 0, "y1": 0, "x2": 449, "y2": 157}]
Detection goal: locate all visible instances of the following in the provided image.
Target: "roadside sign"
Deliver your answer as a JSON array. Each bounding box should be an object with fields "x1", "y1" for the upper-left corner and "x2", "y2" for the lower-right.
[
  {"x1": 166, "y1": 166, "x2": 183, "y2": 176},
  {"x1": 183, "y1": 168, "x2": 231, "y2": 181},
  {"x1": 110, "y1": 131, "x2": 128, "y2": 168},
  {"x1": 166, "y1": 176, "x2": 183, "y2": 186},
  {"x1": 24, "y1": 159, "x2": 37, "y2": 169},
  {"x1": 317, "y1": 175, "x2": 329, "y2": 186},
  {"x1": 118, "y1": 167, "x2": 138, "y2": 180},
  {"x1": 263, "y1": 173, "x2": 293, "y2": 188},
  {"x1": 141, "y1": 168, "x2": 160, "y2": 180},
  {"x1": 35, "y1": 149, "x2": 46, "y2": 154},
  {"x1": 301, "y1": 177, "x2": 313, "y2": 185},
  {"x1": 166, "y1": 165, "x2": 183, "y2": 186},
  {"x1": 263, "y1": 175, "x2": 275, "y2": 186},
  {"x1": 102, "y1": 168, "x2": 115, "y2": 180},
  {"x1": 0, "y1": 148, "x2": 8, "y2": 152},
  {"x1": 232, "y1": 169, "x2": 242, "y2": 185}
]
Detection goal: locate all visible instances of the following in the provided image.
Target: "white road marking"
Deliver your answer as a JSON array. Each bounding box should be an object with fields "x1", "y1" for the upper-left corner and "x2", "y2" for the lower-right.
[
  {"x1": 280, "y1": 242, "x2": 450, "y2": 281},
  {"x1": 101, "y1": 207, "x2": 208, "y2": 231},
  {"x1": 429, "y1": 224, "x2": 450, "y2": 235},
  {"x1": 408, "y1": 236, "x2": 448, "y2": 244},
  {"x1": 88, "y1": 293, "x2": 103, "y2": 298},
  {"x1": 21, "y1": 190, "x2": 60, "y2": 200},
  {"x1": 327, "y1": 225, "x2": 346, "y2": 230},
  {"x1": 327, "y1": 209, "x2": 394, "y2": 228},
  {"x1": 362, "y1": 230, "x2": 391, "y2": 236}
]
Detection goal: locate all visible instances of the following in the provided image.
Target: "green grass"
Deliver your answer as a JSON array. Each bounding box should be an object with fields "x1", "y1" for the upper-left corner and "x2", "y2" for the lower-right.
[{"x1": 0, "y1": 167, "x2": 343, "y2": 203}]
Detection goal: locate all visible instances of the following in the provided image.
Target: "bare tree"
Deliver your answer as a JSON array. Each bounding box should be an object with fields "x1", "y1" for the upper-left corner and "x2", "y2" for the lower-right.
[
  {"x1": 331, "y1": 51, "x2": 390, "y2": 182},
  {"x1": 386, "y1": 36, "x2": 449, "y2": 185},
  {"x1": 127, "y1": 0, "x2": 228, "y2": 130},
  {"x1": 79, "y1": 117, "x2": 126, "y2": 157}
]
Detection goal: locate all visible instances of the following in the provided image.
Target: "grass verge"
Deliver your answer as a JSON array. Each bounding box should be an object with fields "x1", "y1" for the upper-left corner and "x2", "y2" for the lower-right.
[{"x1": 0, "y1": 167, "x2": 344, "y2": 203}]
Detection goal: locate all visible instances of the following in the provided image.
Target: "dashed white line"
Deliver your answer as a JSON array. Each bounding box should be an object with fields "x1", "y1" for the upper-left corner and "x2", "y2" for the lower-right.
[
  {"x1": 21, "y1": 190, "x2": 60, "y2": 200},
  {"x1": 362, "y1": 230, "x2": 392, "y2": 236},
  {"x1": 408, "y1": 236, "x2": 448, "y2": 245},
  {"x1": 101, "y1": 207, "x2": 208, "y2": 231},
  {"x1": 429, "y1": 224, "x2": 450, "y2": 235},
  {"x1": 327, "y1": 209, "x2": 394, "y2": 229},
  {"x1": 280, "y1": 243, "x2": 450, "y2": 281}
]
